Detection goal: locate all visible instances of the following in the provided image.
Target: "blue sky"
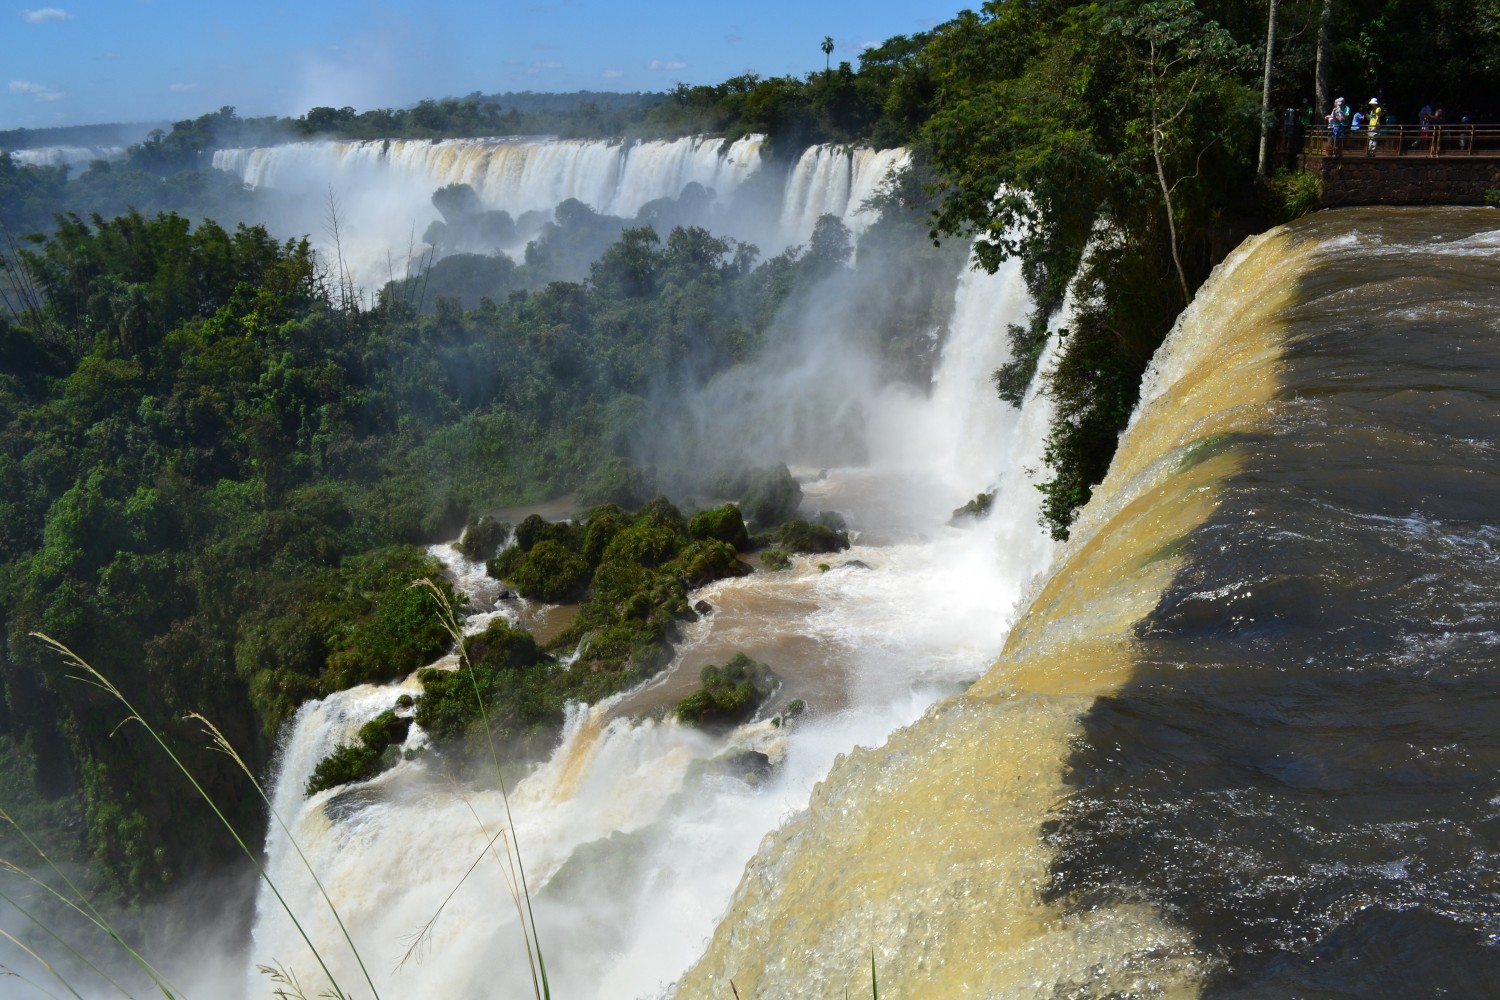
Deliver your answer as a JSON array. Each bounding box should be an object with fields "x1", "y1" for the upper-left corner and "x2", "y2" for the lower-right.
[{"x1": 3, "y1": 1, "x2": 968, "y2": 130}]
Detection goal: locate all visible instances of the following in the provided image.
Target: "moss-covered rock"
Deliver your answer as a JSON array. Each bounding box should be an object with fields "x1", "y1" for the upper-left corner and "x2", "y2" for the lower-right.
[
  {"x1": 458, "y1": 514, "x2": 510, "y2": 561},
  {"x1": 463, "y1": 619, "x2": 542, "y2": 672},
  {"x1": 675, "y1": 652, "x2": 779, "y2": 729},
  {"x1": 688, "y1": 503, "x2": 750, "y2": 550},
  {"x1": 718, "y1": 465, "x2": 802, "y2": 529},
  {"x1": 675, "y1": 538, "x2": 750, "y2": 588},
  {"x1": 581, "y1": 503, "x2": 628, "y2": 566},
  {"x1": 305, "y1": 708, "x2": 413, "y2": 796},
  {"x1": 759, "y1": 548, "x2": 791, "y2": 571},
  {"x1": 514, "y1": 513, "x2": 581, "y2": 553},
  {"x1": 949, "y1": 491, "x2": 994, "y2": 524},
  {"x1": 414, "y1": 621, "x2": 557, "y2": 748},
  {"x1": 774, "y1": 519, "x2": 849, "y2": 554}
]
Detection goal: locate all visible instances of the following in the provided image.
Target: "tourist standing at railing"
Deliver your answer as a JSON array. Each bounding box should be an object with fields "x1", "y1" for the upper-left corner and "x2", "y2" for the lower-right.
[
  {"x1": 1416, "y1": 104, "x2": 1434, "y2": 149},
  {"x1": 1366, "y1": 98, "x2": 1383, "y2": 156},
  {"x1": 1327, "y1": 97, "x2": 1349, "y2": 150}
]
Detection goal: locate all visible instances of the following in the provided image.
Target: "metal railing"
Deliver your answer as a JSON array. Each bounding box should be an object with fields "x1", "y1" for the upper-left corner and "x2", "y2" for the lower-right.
[{"x1": 1296, "y1": 123, "x2": 1500, "y2": 158}]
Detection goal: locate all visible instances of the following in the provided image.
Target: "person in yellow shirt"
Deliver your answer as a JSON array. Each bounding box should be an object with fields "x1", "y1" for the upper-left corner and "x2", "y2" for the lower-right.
[{"x1": 1366, "y1": 98, "x2": 1383, "y2": 156}]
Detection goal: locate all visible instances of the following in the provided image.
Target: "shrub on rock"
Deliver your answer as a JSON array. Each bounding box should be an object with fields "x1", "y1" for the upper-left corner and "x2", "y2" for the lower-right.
[
  {"x1": 688, "y1": 504, "x2": 749, "y2": 550},
  {"x1": 775, "y1": 518, "x2": 849, "y2": 554},
  {"x1": 458, "y1": 514, "x2": 510, "y2": 561},
  {"x1": 676, "y1": 652, "x2": 779, "y2": 728},
  {"x1": 510, "y1": 539, "x2": 591, "y2": 602}
]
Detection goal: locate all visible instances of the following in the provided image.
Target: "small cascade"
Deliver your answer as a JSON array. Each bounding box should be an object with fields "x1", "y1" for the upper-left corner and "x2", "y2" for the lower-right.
[{"x1": 777, "y1": 145, "x2": 911, "y2": 246}]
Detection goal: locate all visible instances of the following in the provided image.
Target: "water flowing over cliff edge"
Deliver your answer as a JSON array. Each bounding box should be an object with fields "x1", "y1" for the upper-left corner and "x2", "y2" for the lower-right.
[
  {"x1": 674, "y1": 207, "x2": 1500, "y2": 998},
  {"x1": 213, "y1": 136, "x2": 909, "y2": 288}
]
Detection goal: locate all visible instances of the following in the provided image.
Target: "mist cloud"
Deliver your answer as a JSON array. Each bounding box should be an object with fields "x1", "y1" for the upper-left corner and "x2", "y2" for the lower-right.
[
  {"x1": 20, "y1": 6, "x2": 72, "y2": 23},
  {"x1": 649, "y1": 59, "x2": 687, "y2": 71}
]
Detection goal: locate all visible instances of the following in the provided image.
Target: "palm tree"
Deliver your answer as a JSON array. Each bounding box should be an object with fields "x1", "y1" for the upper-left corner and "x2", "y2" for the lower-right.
[{"x1": 822, "y1": 35, "x2": 834, "y2": 74}]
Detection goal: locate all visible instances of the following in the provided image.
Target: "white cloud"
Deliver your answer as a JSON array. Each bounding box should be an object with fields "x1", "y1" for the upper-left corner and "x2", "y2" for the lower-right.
[
  {"x1": 601, "y1": 69, "x2": 625, "y2": 79},
  {"x1": 649, "y1": 59, "x2": 687, "y2": 71},
  {"x1": 9, "y1": 79, "x2": 66, "y2": 101},
  {"x1": 20, "y1": 7, "x2": 72, "y2": 23},
  {"x1": 169, "y1": 82, "x2": 197, "y2": 92}
]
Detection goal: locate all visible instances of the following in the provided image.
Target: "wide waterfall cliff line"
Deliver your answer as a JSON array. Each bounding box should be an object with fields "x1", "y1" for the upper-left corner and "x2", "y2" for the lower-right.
[
  {"x1": 675, "y1": 207, "x2": 1500, "y2": 997},
  {"x1": 211, "y1": 136, "x2": 910, "y2": 290}
]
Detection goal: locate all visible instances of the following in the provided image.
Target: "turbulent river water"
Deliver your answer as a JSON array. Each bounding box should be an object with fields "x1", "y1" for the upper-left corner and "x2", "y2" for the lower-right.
[{"x1": 676, "y1": 207, "x2": 1500, "y2": 998}]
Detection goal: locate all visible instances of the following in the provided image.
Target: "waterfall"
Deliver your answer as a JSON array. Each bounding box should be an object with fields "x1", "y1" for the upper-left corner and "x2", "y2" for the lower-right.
[
  {"x1": 245, "y1": 234, "x2": 1059, "y2": 998},
  {"x1": 777, "y1": 145, "x2": 911, "y2": 246},
  {"x1": 674, "y1": 207, "x2": 1500, "y2": 997},
  {"x1": 214, "y1": 135, "x2": 767, "y2": 222},
  {"x1": 210, "y1": 135, "x2": 912, "y2": 289},
  {"x1": 8, "y1": 145, "x2": 126, "y2": 169}
]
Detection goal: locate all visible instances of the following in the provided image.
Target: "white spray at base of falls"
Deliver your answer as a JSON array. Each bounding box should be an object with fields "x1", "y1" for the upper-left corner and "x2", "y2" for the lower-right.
[{"x1": 246, "y1": 242, "x2": 1060, "y2": 998}]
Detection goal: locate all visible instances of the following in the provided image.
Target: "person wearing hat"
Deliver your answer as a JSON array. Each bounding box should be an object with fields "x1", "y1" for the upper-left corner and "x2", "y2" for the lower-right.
[{"x1": 1366, "y1": 97, "x2": 1383, "y2": 156}]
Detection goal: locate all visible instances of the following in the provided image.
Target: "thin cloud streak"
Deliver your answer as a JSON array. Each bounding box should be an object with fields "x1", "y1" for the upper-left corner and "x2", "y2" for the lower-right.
[
  {"x1": 10, "y1": 79, "x2": 66, "y2": 101},
  {"x1": 20, "y1": 7, "x2": 72, "y2": 23}
]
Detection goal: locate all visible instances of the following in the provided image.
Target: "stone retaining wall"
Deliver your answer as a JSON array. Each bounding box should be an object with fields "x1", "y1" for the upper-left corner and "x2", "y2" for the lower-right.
[{"x1": 1298, "y1": 154, "x2": 1500, "y2": 206}]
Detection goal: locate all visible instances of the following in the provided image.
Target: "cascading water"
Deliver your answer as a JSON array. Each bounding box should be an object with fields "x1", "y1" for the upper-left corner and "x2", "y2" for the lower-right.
[
  {"x1": 777, "y1": 145, "x2": 911, "y2": 246},
  {"x1": 674, "y1": 207, "x2": 1500, "y2": 998},
  {"x1": 214, "y1": 135, "x2": 767, "y2": 223},
  {"x1": 211, "y1": 135, "x2": 913, "y2": 289},
  {"x1": 7, "y1": 145, "x2": 126, "y2": 169},
  {"x1": 246, "y1": 232, "x2": 1060, "y2": 998}
]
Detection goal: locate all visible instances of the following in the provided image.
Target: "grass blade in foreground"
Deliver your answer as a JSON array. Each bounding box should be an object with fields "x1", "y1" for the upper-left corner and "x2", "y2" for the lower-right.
[
  {"x1": 28, "y1": 632, "x2": 372, "y2": 1000},
  {"x1": 414, "y1": 579, "x2": 550, "y2": 999}
]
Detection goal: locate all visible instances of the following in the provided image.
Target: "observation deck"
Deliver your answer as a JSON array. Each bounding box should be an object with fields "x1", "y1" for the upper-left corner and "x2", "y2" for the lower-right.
[{"x1": 1290, "y1": 124, "x2": 1500, "y2": 207}]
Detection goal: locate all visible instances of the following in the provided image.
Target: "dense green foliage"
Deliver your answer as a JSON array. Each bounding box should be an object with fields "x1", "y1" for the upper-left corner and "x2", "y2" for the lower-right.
[
  {"x1": 675, "y1": 652, "x2": 779, "y2": 728},
  {"x1": 773, "y1": 519, "x2": 850, "y2": 554},
  {"x1": 0, "y1": 187, "x2": 883, "y2": 891},
  {"x1": 413, "y1": 619, "x2": 552, "y2": 749},
  {"x1": 404, "y1": 500, "x2": 753, "y2": 769}
]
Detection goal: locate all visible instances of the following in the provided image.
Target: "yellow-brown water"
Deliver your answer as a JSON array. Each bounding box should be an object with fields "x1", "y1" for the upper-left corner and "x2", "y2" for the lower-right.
[{"x1": 675, "y1": 208, "x2": 1500, "y2": 996}]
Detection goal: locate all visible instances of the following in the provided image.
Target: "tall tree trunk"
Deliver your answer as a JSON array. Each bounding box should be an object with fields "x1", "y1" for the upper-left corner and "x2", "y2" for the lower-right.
[
  {"x1": 1315, "y1": 0, "x2": 1333, "y2": 116},
  {"x1": 1258, "y1": 0, "x2": 1281, "y2": 176},
  {"x1": 1151, "y1": 120, "x2": 1191, "y2": 304}
]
